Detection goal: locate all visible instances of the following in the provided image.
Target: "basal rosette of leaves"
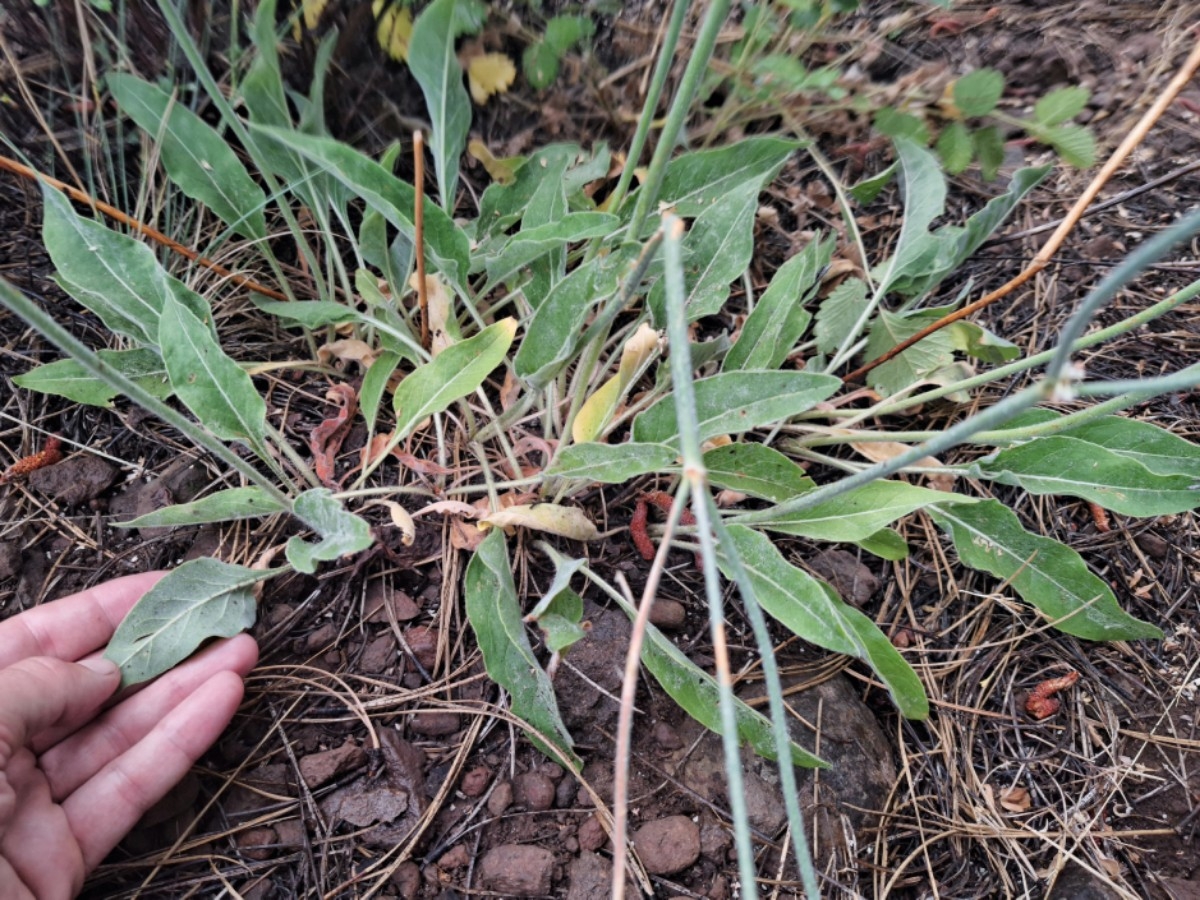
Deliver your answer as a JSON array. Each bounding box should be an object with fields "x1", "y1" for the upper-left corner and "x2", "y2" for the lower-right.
[{"x1": 4, "y1": 3, "x2": 1200, "y2": 896}]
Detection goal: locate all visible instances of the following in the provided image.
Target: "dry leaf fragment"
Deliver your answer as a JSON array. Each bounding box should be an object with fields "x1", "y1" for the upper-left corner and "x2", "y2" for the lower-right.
[
  {"x1": 998, "y1": 786, "x2": 1031, "y2": 813},
  {"x1": 479, "y1": 503, "x2": 598, "y2": 541},
  {"x1": 842, "y1": 432, "x2": 956, "y2": 491},
  {"x1": 318, "y1": 338, "x2": 378, "y2": 372},
  {"x1": 310, "y1": 384, "x2": 358, "y2": 487},
  {"x1": 466, "y1": 52, "x2": 517, "y2": 105},
  {"x1": 467, "y1": 139, "x2": 521, "y2": 185},
  {"x1": 409, "y1": 272, "x2": 454, "y2": 356},
  {"x1": 572, "y1": 322, "x2": 662, "y2": 443},
  {"x1": 371, "y1": 500, "x2": 415, "y2": 546}
]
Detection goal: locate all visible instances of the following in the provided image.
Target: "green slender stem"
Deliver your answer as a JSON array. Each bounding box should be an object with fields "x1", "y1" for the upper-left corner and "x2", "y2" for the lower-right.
[
  {"x1": 0, "y1": 276, "x2": 292, "y2": 508},
  {"x1": 661, "y1": 214, "x2": 762, "y2": 898},
  {"x1": 605, "y1": 0, "x2": 689, "y2": 214},
  {"x1": 628, "y1": 0, "x2": 734, "y2": 238},
  {"x1": 1074, "y1": 362, "x2": 1200, "y2": 398}
]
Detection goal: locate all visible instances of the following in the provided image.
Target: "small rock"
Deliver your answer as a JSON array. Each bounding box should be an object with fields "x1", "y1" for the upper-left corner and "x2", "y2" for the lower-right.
[
  {"x1": 459, "y1": 766, "x2": 491, "y2": 798},
  {"x1": 653, "y1": 721, "x2": 684, "y2": 751},
  {"x1": 649, "y1": 598, "x2": 686, "y2": 629},
  {"x1": 360, "y1": 633, "x2": 396, "y2": 672},
  {"x1": 577, "y1": 815, "x2": 607, "y2": 852},
  {"x1": 700, "y1": 822, "x2": 731, "y2": 861},
  {"x1": 304, "y1": 622, "x2": 339, "y2": 654},
  {"x1": 438, "y1": 844, "x2": 470, "y2": 869},
  {"x1": 29, "y1": 455, "x2": 117, "y2": 507},
  {"x1": 0, "y1": 538, "x2": 24, "y2": 581},
  {"x1": 477, "y1": 844, "x2": 555, "y2": 895},
  {"x1": 236, "y1": 826, "x2": 276, "y2": 861},
  {"x1": 365, "y1": 585, "x2": 421, "y2": 623},
  {"x1": 1047, "y1": 861, "x2": 1125, "y2": 899},
  {"x1": 566, "y1": 851, "x2": 612, "y2": 900},
  {"x1": 299, "y1": 740, "x2": 366, "y2": 789},
  {"x1": 487, "y1": 780, "x2": 513, "y2": 816},
  {"x1": 409, "y1": 712, "x2": 460, "y2": 736},
  {"x1": 404, "y1": 625, "x2": 439, "y2": 670},
  {"x1": 808, "y1": 548, "x2": 879, "y2": 607},
  {"x1": 389, "y1": 861, "x2": 422, "y2": 899},
  {"x1": 555, "y1": 775, "x2": 576, "y2": 808},
  {"x1": 708, "y1": 874, "x2": 731, "y2": 900},
  {"x1": 274, "y1": 818, "x2": 306, "y2": 849},
  {"x1": 1136, "y1": 531, "x2": 1170, "y2": 559},
  {"x1": 540, "y1": 762, "x2": 564, "y2": 781},
  {"x1": 266, "y1": 603, "x2": 295, "y2": 628},
  {"x1": 513, "y1": 772, "x2": 556, "y2": 811},
  {"x1": 632, "y1": 815, "x2": 700, "y2": 875}
]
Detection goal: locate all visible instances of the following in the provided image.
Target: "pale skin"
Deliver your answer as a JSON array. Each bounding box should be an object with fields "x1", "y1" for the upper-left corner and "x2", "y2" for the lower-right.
[{"x1": 0, "y1": 572, "x2": 258, "y2": 900}]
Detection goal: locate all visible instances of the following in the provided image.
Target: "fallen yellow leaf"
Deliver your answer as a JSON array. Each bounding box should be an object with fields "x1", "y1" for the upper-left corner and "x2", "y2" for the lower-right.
[
  {"x1": 479, "y1": 503, "x2": 598, "y2": 541},
  {"x1": 467, "y1": 52, "x2": 516, "y2": 105},
  {"x1": 468, "y1": 139, "x2": 521, "y2": 185},
  {"x1": 373, "y1": 1, "x2": 413, "y2": 62}
]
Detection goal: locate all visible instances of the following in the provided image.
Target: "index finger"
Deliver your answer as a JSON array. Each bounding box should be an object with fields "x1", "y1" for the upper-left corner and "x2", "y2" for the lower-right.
[{"x1": 0, "y1": 571, "x2": 166, "y2": 668}]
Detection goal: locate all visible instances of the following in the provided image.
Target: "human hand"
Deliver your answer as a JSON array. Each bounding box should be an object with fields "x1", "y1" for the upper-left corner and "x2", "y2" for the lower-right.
[{"x1": 0, "y1": 572, "x2": 258, "y2": 899}]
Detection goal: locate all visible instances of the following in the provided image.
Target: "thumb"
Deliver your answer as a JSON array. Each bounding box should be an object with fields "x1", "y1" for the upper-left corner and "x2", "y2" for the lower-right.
[{"x1": 0, "y1": 657, "x2": 120, "y2": 762}]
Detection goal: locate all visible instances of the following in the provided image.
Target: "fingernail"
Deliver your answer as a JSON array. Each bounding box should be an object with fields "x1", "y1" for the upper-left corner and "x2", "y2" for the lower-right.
[{"x1": 80, "y1": 657, "x2": 120, "y2": 678}]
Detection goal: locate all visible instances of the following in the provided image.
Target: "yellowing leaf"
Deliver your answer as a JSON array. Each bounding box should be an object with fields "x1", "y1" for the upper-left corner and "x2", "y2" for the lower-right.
[
  {"x1": 468, "y1": 139, "x2": 521, "y2": 185},
  {"x1": 409, "y1": 271, "x2": 456, "y2": 355},
  {"x1": 373, "y1": 1, "x2": 414, "y2": 62},
  {"x1": 479, "y1": 503, "x2": 598, "y2": 541},
  {"x1": 572, "y1": 323, "x2": 661, "y2": 443},
  {"x1": 467, "y1": 52, "x2": 516, "y2": 105},
  {"x1": 371, "y1": 500, "x2": 415, "y2": 546},
  {"x1": 293, "y1": 0, "x2": 329, "y2": 38}
]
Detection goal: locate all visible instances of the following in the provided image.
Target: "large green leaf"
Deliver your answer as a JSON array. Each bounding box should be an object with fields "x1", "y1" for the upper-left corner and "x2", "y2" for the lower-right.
[
  {"x1": 104, "y1": 558, "x2": 272, "y2": 687},
  {"x1": 863, "y1": 308, "x2": 956, "y2": 397},
  {"x1": 513, "y1": 256, "x2": 622, "y2": 388},
  {"x1": 158, "y1": 292, "x2": 267, "y2": 447},
  {"x1": 249, "y1": 124, "x2": 471, "y2": 285},
  {"x1": 725, "y1": 234, "x2": 832, "y2": 371},
  {"x1": 465, "y1": 529, "x2": 580, "y2": 769},
  {"x1": 814, "y1": 276, "x2": 868, "y2": 356},
  {"x1": 973, "y1": 436, "x2": 1200, "y2": 515},
  {"x1": 546, "y1": 442, "x2": 677, "y2": 482},
  {"x1": 703, "y1": 443, "x2": 814, "y2": 503},
  {"x1": 722, "y1": 526, "x2": 928, "y2": 719},
  {"x1": 632, "y1": 371, "x2": 840, "y2": 446},
  {"x1": 408, "y1": 0, "x2": 485, "y2": 209},
  {"x1": 756, "y1": 479, "x2": 968, "y2": 542},
  {"x1": 13, "y1": 348, "x2": 171, "y2": 408},
  {"x1": 115, "y1": 487, "x2": 288, "y2": 528},
  {"x1": 393, "y1": 319, "x2": 516, "y2": 439},
  {"x1": 634, "y1": 136, "x2": 800, "y2": 218},
  {"x1": 930, "y1": 500, "x2": 1161, "y2": 641},
  {"x1": 648, "y1": 180, "x2": 760, "y2": 324},
  {"x1": 1021, "y1": 412, "x2": 1200, "y2": 478},
  {"x1": 877, "y1": 137, "x2": 946, "y2": 296},
  {"x1": 285, "y1": 489, "x2": 375, "y2": 574},
  {"x1": 41, "y1": 185, "x2": 167, "y2": 345},
  {"x1": 108, "y1": 73, "x2": 267, "y2": 240}
]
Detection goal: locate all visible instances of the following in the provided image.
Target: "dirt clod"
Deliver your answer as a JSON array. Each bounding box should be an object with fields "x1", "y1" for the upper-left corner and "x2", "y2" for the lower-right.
[
  {"x1": 477, "y1": 843, "x2": 556, "y2": 895},
  {"x1": 487, "y1": 780, "x2": 513, "y2": 816},
  {"x1": 513, "y1": 772, "x2": 556, "y2": 811},
  {"x1": 807, "y1": 548, "x2": 879, "y2": 607},
  {"x1": 299, "y1": 739, "x2": 366, "y2": 789},
  {"x1": 389, "y1": 861, "x2": 422, "y2": 899},
  {"x1": 632, "y1": 815, "x2": 701, "y2": 875},
  {"x1": 459, "y1": 765, "x2": 491, "y2": 797},
  {"x1": 28, "y1": 455, "x2": 116, "y2": 506},
  {"x1": 577, "y1": 814, "x2": 607, "y2": 852},
  {"x1": 236, "y1": 826, "x2": 277, "y2": 861},
  {"x1": 409, "y1": 712, "x2": 460, "y2": 736}
]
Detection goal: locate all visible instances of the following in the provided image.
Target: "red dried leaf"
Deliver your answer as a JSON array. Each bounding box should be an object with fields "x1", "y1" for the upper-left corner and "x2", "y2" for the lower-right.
[{"x1": 310, "y1": 384, "x2": 358, "y2": 487}]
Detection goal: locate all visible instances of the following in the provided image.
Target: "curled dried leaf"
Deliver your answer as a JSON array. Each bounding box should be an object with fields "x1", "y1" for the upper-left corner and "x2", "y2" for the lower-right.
[
  {"x1": 480, "y1": 503, "x2": 598, "y2": 541},
  {"x1": 1025, "y1": 670, "x2": 1079, "y2": 720}
]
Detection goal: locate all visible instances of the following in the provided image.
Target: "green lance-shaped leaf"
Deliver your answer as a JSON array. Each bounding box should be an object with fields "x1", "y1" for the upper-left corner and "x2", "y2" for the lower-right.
[
  {"x1": 546, "y1": 442, "x2": 678, "y2": 483},
  {"x1": 930, "y1": 500, "x2": 1161, "y2": 641},
  {"x1": 814, "y1": 276, "x2": 868, "y2": 356},
  {"x1": 647, "y1": 180, "x2": 760, "y2": 325},
  {"x1": 1007, "y1": 411, "x2": 1200, "y2": 479},
  {"x1": 481, "y1": 212, "x2": 621, "y2": 290},
  {"x1": 465, "y1": 529, "x2": 581, "y2": 769},
  {"x1": 285, "y1": 489, "x2": 375, "y2": 574},
  {"x1": 721, "y1": 526, "x2": 928, "y2": 719},
  {"x1": 757, "y1": 479, "x2": 971, "y2": 543},
  {"x1": 724, "y1": 234, "x2": 832, "y2": 371},
  {"x1": 703, "y1": 443, "x2": 815, "y2": 504},
  {"x1": 628, "y1": 136, "x2": 800, "y2": 219},
  {"x1": 393, "y1": 318, "x2": 516, "y2": 439},
  {"x1": 158, "y1": 292, "x2": 267, "y2": 448},
  {"x1": 248, "y1": 124, "x2": 471, "y2": 286},
  {"x1": 877, "y1": 136, "x2": 946, "y2": 296},
  {"x1": 41, "y1": 185, "x2": 168, "y2": 346},
  {"x1": 104, "y1": 558, "x2": 273, "y2": 687},
  {"x1": 408, "y1": 0, "x2": 485, "y2": 209},
  {"x1": 107, "y1": 73, "x2": 267, "y2": 240},
  {"x1": 115, "y1": 486, "x2": 288, "y2": 528},
  {"x1": 972, "y1": 435, "x2": 1200, "y2": 516},
  {"x1": 514, "y1": 261, "x2": 616, "y2": 388},
  {"x1": 632, "y1": 371, "x2": 840, "y2": 446},
  {"x1": 13, "y1": 348, "x2": 171, "y2": 408}
]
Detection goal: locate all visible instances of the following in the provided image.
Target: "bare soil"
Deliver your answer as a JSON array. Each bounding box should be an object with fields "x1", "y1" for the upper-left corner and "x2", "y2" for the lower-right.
[{"x1": 2, "y1": 2, "x2": 1200, "y2": 898}]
